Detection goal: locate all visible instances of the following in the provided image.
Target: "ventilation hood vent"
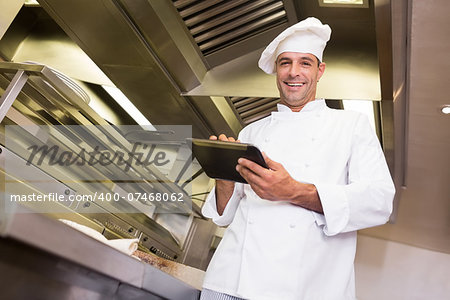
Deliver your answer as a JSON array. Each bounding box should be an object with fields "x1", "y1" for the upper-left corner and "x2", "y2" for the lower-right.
[
  {"x1": 230, "y1": 96, "x2": 279, "y2": 125},
  {"x1": 173, "y1": 0, "x2": 288, "y2": 56}
]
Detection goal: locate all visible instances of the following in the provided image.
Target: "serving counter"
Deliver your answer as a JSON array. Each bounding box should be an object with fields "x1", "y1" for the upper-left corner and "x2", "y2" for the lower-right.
[{"x1": 0, "y1": 206, "x2": 202, "y2": 299}]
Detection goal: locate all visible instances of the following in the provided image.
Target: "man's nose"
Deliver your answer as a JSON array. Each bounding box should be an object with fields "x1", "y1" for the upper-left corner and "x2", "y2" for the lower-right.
[{"x1": 289, "y1": 63, "x2": 301, "y2": 77}]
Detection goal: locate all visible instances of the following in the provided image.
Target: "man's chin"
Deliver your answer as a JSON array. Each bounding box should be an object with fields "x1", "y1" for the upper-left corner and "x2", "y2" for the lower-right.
[
  {"x1": 283, "y1": 98, "x2": 308, "y2": 106},
  {"x1": 281, "y1": 97, "x2": 317, "y2": 111}
]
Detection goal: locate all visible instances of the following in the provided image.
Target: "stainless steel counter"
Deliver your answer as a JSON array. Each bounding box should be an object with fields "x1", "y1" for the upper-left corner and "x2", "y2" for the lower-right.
[{"x1": 0, "y1": 207, "x2": 200, "y2": 300}]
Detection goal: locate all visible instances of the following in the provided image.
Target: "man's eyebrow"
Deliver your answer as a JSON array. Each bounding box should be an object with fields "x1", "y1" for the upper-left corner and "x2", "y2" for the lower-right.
[
  {"x1": 277, "y1": 57, "x2": 291, "y2": 63},
  {"x1": 300, "y1": 56, "x2": 315, "y2": 63},
  {"x1": 277, "y1": 56, "x2": 316, "y2": 63}
]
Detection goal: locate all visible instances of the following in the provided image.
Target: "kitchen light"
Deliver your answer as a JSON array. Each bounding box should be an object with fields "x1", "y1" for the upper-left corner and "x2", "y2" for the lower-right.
[
  {"x1": 442, "y1": 105, "x2": 450, "y2": 114},
  {"x1": 318, "y1": 0, "x2": 369, "y2": 8},
  {"x1": 24, "y1": 0, "x2": 40, "y2": 6},
  {"x1": 102, "y1": 85, "x2": 155, "y2": 129},
  {"x1": 342, "y1": 100, "x2": 376, "y2": 131}
]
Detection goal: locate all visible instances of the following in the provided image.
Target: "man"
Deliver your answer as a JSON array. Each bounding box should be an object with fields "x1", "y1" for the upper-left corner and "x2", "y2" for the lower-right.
[{"x1": 200, "y1": 17, "x2": 395, "y2": 300}]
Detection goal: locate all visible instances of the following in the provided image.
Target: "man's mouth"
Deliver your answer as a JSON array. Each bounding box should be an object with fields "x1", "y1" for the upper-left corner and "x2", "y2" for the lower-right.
[{"x1": 284, "y1": 82, "x2": 304, "y2": 87}]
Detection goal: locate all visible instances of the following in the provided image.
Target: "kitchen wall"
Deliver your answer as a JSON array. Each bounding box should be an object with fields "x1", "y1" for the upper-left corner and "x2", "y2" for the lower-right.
[{"x1": 355, "y1": 234, "x2": 450, "y2": 300}]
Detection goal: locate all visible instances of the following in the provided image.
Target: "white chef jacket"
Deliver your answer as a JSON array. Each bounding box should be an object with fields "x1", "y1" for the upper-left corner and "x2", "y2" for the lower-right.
[{"x1": 202, "y1": 99, "x2": 395, "y2": 300}]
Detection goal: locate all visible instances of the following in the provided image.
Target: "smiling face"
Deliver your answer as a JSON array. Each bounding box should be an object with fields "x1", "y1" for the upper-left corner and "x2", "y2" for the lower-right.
[{"x1": 276, "y1": 52, "x2": 326, "y2": 112}]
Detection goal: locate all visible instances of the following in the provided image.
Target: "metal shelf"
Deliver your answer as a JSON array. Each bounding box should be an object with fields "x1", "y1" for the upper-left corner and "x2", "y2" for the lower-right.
[{"x1": 0, "y1": 61, "x2": 201, "y2": 259}]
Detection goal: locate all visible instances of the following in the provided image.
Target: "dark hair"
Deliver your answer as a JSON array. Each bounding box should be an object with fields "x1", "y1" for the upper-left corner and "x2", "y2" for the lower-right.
[{"x1": 315, "y1": 56, "x2": 321, "y2": 67}]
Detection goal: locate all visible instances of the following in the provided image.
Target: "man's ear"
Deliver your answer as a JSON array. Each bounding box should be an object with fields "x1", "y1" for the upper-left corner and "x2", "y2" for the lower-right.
[{"x1": 317, "y1": 62, "x2": 326, "y2": 81}]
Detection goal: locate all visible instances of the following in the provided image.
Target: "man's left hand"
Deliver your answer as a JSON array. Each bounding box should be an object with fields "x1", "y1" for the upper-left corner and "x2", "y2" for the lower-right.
[
  {"x1": 236, "y1": 153, "x2": 323, "y2": 213},
  {"x1": 236, "y1": 153, "x2": 300, "y2": 201}
]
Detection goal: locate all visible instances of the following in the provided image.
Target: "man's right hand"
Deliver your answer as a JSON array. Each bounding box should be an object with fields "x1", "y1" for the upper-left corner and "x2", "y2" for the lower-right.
[
  {"x1": 210, "y1": 134, "x2": 239, "y2": 215},
  {"x1": 209, "y1": 134, "x2": 239, "y2": 143}
]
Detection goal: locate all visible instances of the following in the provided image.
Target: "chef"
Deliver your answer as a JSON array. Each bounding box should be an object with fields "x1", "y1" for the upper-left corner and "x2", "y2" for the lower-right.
[{"x1": 200, "y1": 17, "x2": 395, "y2": 300}]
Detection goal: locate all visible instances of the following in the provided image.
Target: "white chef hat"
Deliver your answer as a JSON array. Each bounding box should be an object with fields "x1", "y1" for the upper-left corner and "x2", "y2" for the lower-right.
[{"x1": 258, "y1": 17, "x2": 331, "y2": 74}]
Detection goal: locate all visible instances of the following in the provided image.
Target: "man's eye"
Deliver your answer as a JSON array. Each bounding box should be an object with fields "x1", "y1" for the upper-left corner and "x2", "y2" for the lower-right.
[{"x1": 302, "y1": 62, "x2": 312, "y2": 66}]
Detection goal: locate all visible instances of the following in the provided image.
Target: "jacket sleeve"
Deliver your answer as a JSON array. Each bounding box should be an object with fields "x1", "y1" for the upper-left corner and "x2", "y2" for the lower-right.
[
  {"x1": 201, "y1": 129, "x2": 249, "y2": 226},
  {"x1": 201, "y1": 183, "x2": 244, "y2": 227},
  {"x1": 313, "y1": 114, "x2": 396, "y2": 236}
]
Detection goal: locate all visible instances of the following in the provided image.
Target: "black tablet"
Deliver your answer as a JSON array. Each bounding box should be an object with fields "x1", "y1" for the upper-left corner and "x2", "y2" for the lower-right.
[{"x1": 188, "y1": 138, "x2": 268, "y2": 183}]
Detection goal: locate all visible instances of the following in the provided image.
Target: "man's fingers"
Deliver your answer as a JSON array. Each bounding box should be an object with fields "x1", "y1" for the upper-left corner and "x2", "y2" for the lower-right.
[
  {"x1": 261, "y1": 152, "x2": 280, "y2": 170},
  {"x1": 216, "y1": 134, "x2": 238, "y2": 142},
  {"x1": 218, "y1": 134, "x2": 235, "y2": 142},
  {"x1": 236, "y1": 164, "x2": 265, "y2": 187},
  {"x1": 262, "y1": 152, "x2": 268, "y2": 161},
  {"x1": 209, "y1": 135, "x2": 218, "y2": 140},
  {"x1": 238, "y1": 158, "x2": 271, "y2": 178}
]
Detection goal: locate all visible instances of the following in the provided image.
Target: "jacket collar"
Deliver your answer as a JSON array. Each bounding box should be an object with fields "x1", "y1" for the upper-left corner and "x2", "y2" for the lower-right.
[{"x1": 276, "y1": 99, "x2": 326, "y2": 113}]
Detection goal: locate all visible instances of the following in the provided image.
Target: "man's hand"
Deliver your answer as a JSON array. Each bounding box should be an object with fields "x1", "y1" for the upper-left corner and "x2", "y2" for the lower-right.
[
  {"x1": 210, "y1": 134, "x2": 239, "y2": 215},
  {"x1": 236, "y1": 153, "x2": 323, "y2": 213},
  {"x1": 209, "y1": 134, "x2": 239, "y2": 143}
]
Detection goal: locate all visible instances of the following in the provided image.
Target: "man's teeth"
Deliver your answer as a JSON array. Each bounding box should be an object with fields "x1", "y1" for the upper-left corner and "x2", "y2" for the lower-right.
[{"x1": 286, "y1": 83, "x2": 304, "y2": 87}]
